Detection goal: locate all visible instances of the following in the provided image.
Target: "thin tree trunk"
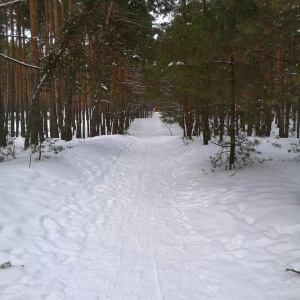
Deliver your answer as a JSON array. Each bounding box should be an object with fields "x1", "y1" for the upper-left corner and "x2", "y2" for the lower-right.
[
  {"x1": 9, "y1": 7, "x2": 15, "y2": 137},
  {"x1": 0, "y1": 54, "x2": 7, "y2": 147},
  {"x1": 90, "y1": 97, "x2": 99, "y2": 137},
  {"x1": 284, "y1": 103, "x2": 291, "y2": 138},
  {"x1": 19, "y1": 9, "x2": 26, "y2": 137},
  {"x1": 229, "y1": 52, "x2": 236, "y2": 170},
  {"x1": 297, "y1": 96, "x2": 300, "y2": 139},
  {"x1": 202, "y1": 112, "x2": 210, "y2": 145},
  {"x1": 50, "y1": 83, "x2": 59, "y2": 138},
  {"x1": 64, "y1": 80, "x2": 73, "y2": 141},
  {"x1": 219, "y1": 105, "x2": 224, "y2": 142},
  {"x1": 292, "y1": 103, "x2": 297, "y2": 132},
  {"x1": 264, "y1": 107, "x2": 273, "y2": 137},
  {"x1": 276, "y1": 47, "x2": 285, "y2": 138},
  {"x1": 106, "y1": 103, "x2": 112, "y2": 135},
  {"x1": 255, "y1": 110, "x2": 261, "y2": 136},
  {"x1": 56, "y1": 79, "x2": 65, "y2": 140},
  {"x1": 76, "y1": 97, "x2": 82, "y2": 138},
  {"x1": 278, "y1": 104, "x2": 285, "y2": 137}
]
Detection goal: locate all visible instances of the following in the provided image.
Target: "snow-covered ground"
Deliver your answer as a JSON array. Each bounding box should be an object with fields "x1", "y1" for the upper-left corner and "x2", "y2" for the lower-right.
[{"x1": 0, "y1": 112, "x2": 300, "y2": 300}]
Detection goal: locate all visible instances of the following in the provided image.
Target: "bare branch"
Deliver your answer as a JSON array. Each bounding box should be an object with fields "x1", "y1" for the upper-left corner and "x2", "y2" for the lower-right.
[{"x1": 286, "y1": 268, "x2": 300, "y2": 275}]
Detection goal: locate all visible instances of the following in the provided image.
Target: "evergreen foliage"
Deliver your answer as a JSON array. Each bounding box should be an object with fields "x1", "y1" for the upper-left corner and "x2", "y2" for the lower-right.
[
  {"x1": 209, "y1": 134, "x2": 263, "y2": 171},
  {"x1": 0, "y1": 0, "x2": 159, "y2": 147},
  {"x1": 0, "y1": 135, "x2": 16, "y2": 162},
  {"x1": 152, "y1": 0, "x2": 300, "y2": 168}
]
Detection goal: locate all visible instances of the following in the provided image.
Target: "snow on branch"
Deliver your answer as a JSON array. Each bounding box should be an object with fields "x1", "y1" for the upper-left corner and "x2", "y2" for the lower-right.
[
  {"x1": 0, "y1": 53, "x2": 42, "y2": 70},
  {"x1": 32, "y1": 74, "x2": 47, "y2": 101},
  {"x1": 212, "y1": 60, "x2": 233, "y2": 65},
  {"x1": 0, "y1": 0, "x2": 27, "y2": 8}
]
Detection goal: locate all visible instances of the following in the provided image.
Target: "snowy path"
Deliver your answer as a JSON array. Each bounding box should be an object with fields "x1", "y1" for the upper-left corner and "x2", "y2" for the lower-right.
[
  {"x1": 110, "y1": 138, "x2": 161, "y2": 299},
  {"x1": 1, "y1": 113, "x2": 300, "y2": 299}
]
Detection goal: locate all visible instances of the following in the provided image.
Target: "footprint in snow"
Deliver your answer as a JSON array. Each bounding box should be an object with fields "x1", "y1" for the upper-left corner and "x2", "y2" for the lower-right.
[{"x1": 225, "y1": 234, "x2": 245, "y2": 251}]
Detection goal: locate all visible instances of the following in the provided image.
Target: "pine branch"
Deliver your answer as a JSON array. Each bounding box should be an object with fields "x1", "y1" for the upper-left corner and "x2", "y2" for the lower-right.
[{"x1": 211, "y1": 141, "x2": 230, "y2": 148}]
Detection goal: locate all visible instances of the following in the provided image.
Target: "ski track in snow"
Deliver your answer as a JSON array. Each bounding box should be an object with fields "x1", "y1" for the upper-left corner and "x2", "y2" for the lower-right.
[{"x1": 1, "y1": 113, "x2": 300, "y2": 299}]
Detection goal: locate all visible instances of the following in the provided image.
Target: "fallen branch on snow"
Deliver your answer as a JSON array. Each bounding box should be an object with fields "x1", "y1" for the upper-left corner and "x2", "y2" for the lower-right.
[
  {"x1": 0, "y1": 261, "x2": 12, "y2": 269},
  {"x1": 285, "y1": 268, "x2": 300, "y2": 275}
]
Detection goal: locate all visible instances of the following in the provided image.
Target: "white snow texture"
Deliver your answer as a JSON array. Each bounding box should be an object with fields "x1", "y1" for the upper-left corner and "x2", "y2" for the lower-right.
[{"x1": 0, "y1": 113, "x2": 300, "y2": 299}]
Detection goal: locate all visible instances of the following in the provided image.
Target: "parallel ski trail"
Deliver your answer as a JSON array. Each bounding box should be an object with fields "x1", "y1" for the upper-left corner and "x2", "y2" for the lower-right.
[{"x1": 111, "y1": 139, "x2": 161, "y2": 300}]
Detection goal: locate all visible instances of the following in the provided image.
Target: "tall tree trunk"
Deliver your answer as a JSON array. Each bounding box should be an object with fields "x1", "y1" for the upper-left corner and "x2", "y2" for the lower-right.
[
  {"x1": 219, "y1": 105, "x2": 224, "y2": 142},
  {"x1": 0, "y1": 54, "x2": 7, "y2": 147},
  {"x1": 276, "y1": 47, "x2": 285, "y2": 138},
  {"x1": 90, "y1": 97, "x2": 99, "y2": 137},
  {"x1": 50, "y1": 83, "x2": 59, "y2": 138},
  {"x1": 56, "y1": 79, "x2": 66, "y2": 140},
  {"x1": 5, "y1": 12, "x2": 10, "y2": 138},
  {"x1": 202, "y1": 113, "x2": 209, "y2": 145},
  {"x1": 9, "y1": 7, "x2": 15, "y2": 137},
  {"x1": 64, "y1": 79, "x2": 73, "y2": 141},
  {"x1": 76, "y1": 97, "x2": 82, "y2": 138},
  {"x1": 247, "y1": 114, "x2": 253, "y2": 136},
  {"x1": 106, "y1": 103, "x2": 112, "y2": 135},
  {"x1": 263, "y1": 106, "x2": 273, "y2": 137},
  {"x1": 255, "y1": 110, "x2": 261, "y2": 136},
  {"x1": 19, "y1": 10, "x2": 26, "y2": 137},
  {"x1": 292, "y1": 103, "x2": 297, "y2": 132},
  {"x1": 284, "y1": 103, "x2": 291, "y2": 138},
  {"x1": 277, "y1": 104, "x2": 285, "y2": 137},
  {"x1": 297, "y1": 96, "x2": 300, "y2": 139},
  {"x1": 27, "y1": 0, "x2": 43, "y2": 146},
  {"x1": 229, "y1": 52, "x2": 236, "y2": 170}
]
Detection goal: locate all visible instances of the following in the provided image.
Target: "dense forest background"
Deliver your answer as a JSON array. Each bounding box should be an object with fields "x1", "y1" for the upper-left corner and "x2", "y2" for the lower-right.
[{"x1": 0, "y1": 0, "x2": 299, "y2": 168}]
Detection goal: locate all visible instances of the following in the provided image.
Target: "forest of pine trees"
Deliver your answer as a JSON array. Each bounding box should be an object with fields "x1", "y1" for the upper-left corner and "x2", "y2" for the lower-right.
[
  {"x1": 153, "y1": 0, "x2": 300, "y2": 169},
  {"x1": 0, "y1": 0, "x2": 299, "y2": 167},
  {"x1": 0, "y1": 0, "x2": 160, "y2": 148}
]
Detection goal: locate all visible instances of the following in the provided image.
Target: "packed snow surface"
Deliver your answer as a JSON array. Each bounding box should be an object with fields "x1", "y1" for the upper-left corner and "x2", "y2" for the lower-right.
[{"x1": 0, "y1": 113, "x2": 300, "y2": 299}]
